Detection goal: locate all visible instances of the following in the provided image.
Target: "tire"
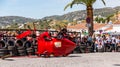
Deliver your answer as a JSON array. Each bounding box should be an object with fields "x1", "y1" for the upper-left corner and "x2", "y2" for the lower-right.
[
  {"x1": 18, "y1": 50, "x2": 27, "y2": 56},
  {"x1": 18, "y1": 50, "x2": 26, "y2": 53},
  {"x1": 80, "y1": 45, "x2": 86, "y2": 48},
  {"x1": 7, "y1": 40, "x2": 15, "y2": 46},
  {"x1": 0, "y1": 48, "x2": 9, "y2": 53},
  {"x1": 73, "y1": 46, "x2": 81, "y2": 53},
  {"x1": 8, "y1": 46, "x2": 15, "y2": 50},
  {"x1": 17, "y1": 46, "x2": 25, "y2": 50},
  {"x1": 19, "y1": 52, "x2": 27, "y2": 56},
  {"x1": 87, "y1": 46, "x2": 92, "y2": 53},
  {"x1": 98, "y1": 46, "x2": 105, "y2": 52},
  {"x1": 24, "y1": 41, "x2": 32, "y2": 48},
  {"x1": 33, "y1": 45, "x2": 37, "y2": 52},
  {"x1": 16, "y1": 40, "x2": 23, "y2": 47},
  {"x1": 80, "y1": 45, "x2": 86, "y2": 53},
  {"x1": 33, "y1": 45, "x2": 37, "y2": 49},
  {"x1": 26, "y1": 48, "x2": 34, "y2": 53},
  {"x1": 8, "y1": 46, "x2": 18, "y2": 56},
  {"x1": 106, "y1": 46, "x2": 112, "y2": 52},
  {"x1": 117, "y1": 46, "x2": 120, "y2": 52},
  {"x1": 0, "y1": 41, "x2": 7, "y2": 49},
  {"x1": 17, "y1": 46, "x2": 27, "y2": 56},
  {"x1": 0, "y1": 52, "x2": 6, "y2": 56},
  {"x1": 0, "y1": 48, "x2": 9, "y2": 57}
]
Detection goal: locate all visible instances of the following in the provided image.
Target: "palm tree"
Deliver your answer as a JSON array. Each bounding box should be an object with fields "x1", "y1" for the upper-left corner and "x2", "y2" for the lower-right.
[{"x1": 64, "y1": 0, "x2": 106, "y2": 36}]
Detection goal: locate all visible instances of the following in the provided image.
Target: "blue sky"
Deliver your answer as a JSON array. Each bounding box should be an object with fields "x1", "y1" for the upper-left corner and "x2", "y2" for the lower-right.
[{"x1": 0, "y1": 0, "x2": 120, "y2": 19}]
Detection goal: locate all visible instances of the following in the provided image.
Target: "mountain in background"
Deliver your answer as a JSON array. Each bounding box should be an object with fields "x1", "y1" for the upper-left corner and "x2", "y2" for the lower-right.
[
  {"x1": 0, "y1": 16, "x2": 37, "y2": 26},
  {"x1": 0, "y1": 6, "x2": 120, "y2": 27},
  {"x1": 42, "y1": 6, "x2": 120, "y2": 21}
]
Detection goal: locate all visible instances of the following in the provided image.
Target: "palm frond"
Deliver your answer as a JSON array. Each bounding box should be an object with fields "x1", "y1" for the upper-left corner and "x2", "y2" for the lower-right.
[
  {"x1": 91, "y1": 0, "x2": 96, "y2": 5},
  {"x1": 64, "y1": 2, "x2": 73, "y2": 11},
  {"x1": 64, "y1": 0, "x2": 83, "y2": 10},
  {"x1": 101, "y1": 0, "x2": 106, "y2": 5}
]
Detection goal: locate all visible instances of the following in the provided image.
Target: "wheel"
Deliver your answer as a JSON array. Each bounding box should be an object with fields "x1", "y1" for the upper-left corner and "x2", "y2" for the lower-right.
[
  {"x1": 49, "y1": 53, "x2": 54, "y2": 57},
  {"x1": 63, "y1": 53, "x2": 69, "y2": 57},
  {"x1": 44, "y1": 54, "x2": 50, "y2": 58},
  {"x1": 36, "y1": 54, "x2": 41, "y2": 57}
]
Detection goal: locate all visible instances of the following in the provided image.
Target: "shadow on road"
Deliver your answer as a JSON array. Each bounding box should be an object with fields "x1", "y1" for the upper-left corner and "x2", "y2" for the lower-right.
[
  {"x1": 2, "y1": 59, "x2": 14, "y2": 61},
  {"x1": 68, "y1": 55, "x2": 81, "y2": 57},
  {"x1": 113, "y1": 64, "x2": 120, "y2": 66}
]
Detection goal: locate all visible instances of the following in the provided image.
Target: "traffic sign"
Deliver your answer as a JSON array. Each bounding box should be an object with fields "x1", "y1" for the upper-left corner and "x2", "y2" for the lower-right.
[{"x1": 86, "y1": 17, "x2": 91, "y2": 24}]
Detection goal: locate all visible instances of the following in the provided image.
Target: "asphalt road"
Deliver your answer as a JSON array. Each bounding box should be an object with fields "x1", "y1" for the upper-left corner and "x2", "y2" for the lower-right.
[{"x1": 0, "y1": 52, "x2": 120, "y2": 67}]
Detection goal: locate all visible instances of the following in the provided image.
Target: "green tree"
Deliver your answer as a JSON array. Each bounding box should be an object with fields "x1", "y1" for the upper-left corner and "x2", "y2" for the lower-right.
[
  {"x1": 95, "y1": 17, "x2": 99, "y2": 23},
  {"x1": 64, "y1": 0, "x2": 106, "y2": 36},
  {"x1": 106, "y1": 14, "x2": 114, "y2": 23},
  {"x1": 10, "y1": 23, "x2": 19, "y2": 29}
]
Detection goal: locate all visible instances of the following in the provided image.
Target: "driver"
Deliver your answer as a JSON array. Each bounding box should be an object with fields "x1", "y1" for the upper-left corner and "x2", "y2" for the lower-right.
[
  {"x1": 39, "y1": 27, "x2": 51, "y2": 41},
  {"x1": 57, "y1": 26, "x2": 68, "y2": 39}
]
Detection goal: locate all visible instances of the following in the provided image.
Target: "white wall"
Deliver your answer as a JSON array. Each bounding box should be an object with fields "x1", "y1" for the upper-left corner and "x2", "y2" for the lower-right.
[{"x1": 113, "y1": 24, "x2": 120, "y2": 32}]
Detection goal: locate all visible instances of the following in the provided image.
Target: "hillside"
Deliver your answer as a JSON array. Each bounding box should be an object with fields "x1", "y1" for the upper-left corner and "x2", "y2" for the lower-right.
[
  {"x1": 42, "y1": 6, "x2": 120, "y2": 21},
  {"x1": 0, "y1": 6, "x2": 120, "y2": 27},
  {"x1": 0, "y1": 16, "x2": 37, "y2": 26}
]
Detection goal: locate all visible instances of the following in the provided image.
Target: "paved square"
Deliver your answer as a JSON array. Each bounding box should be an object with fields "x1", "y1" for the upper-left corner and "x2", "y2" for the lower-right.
[{"x1": 0, "y1": 52, "x2": 120, "y2": 67}]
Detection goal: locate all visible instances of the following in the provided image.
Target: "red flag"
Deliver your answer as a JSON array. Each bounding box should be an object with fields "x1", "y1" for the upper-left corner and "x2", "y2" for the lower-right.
[{"x1": 16, "y1": 30, "x2": 31, "y2": 39}]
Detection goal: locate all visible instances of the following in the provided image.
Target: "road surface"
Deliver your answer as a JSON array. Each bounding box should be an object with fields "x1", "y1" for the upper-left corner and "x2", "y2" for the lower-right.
[{"x1": 0, "y1": 52, "x2": 120, "y2": 67}]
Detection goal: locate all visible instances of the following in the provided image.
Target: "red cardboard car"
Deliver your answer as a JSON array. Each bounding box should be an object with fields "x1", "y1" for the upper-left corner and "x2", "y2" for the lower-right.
[
  {"x1": 36, "y1": 31, "x2": 76, "y2": 57},
  {"x1": 16, "y1": 31, "x2": 76, "y2": 57}
]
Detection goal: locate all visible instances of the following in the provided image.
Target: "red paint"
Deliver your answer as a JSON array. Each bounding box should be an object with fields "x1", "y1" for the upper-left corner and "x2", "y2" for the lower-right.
[
  {"x1": 36, "y1": 31, "x2": 76, "y2": 57},
  {"x1": 16, "y1": 30, "x2": 31, "y2": 39}
]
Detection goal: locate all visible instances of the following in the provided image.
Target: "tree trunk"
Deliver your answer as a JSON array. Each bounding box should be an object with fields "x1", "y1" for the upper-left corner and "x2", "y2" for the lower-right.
[{"x1": 86, "y1": 5, "x2": 94, "y2": 36}]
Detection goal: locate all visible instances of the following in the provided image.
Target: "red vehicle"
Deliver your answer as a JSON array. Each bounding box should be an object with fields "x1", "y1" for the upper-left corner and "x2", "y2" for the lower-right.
[
  {"x1": 36, "y1": 31, "x2": 76, "y2": 57},
  {"x1": 16, "y1": 30, "x2": 76, "y2": 57}
]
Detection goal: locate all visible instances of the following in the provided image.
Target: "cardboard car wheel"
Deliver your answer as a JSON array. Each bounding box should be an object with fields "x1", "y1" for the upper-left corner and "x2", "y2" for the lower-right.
[
  {"x1": 63, "y1": 53, "x2": 69, "y2": 57},
  {"x1": 36, "y1": 54, "x2": 41, "y2": 57},
  {"x1": 50, "y1": 54, "x2": 54, "y2": 57}
]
